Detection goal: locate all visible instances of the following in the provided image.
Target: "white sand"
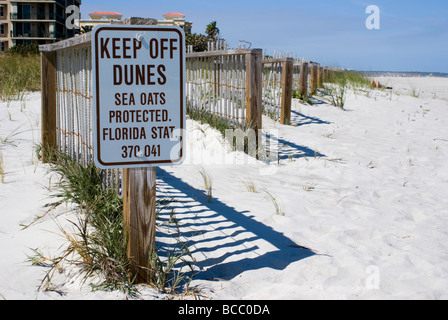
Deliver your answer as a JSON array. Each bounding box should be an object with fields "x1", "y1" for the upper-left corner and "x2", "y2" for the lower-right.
[{"x1": 1, "y1": 77, "x2": 448, "y2": 300}]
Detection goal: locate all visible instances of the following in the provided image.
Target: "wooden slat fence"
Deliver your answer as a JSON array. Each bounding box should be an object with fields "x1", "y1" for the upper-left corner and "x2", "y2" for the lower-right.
[
  {"x1": 186, "y1": 48, "x2": 262, "y2": 133},
  {"x1": 40, "y1": 33, "x2": 121, "y2": 193},
  {"x1": 40, "y1": 36, "x2": 265, "y2": 194},
  {"x1": 262, "y1": 57, "x2": 293, "y2": 124},
  {"x1": 292, "y1": 60, "x2": 326, "y2": 99},
  {"x1": 39, "y1": 34, "x2": 334, "y2": 285},
  {"x1": 261, "y1": 55, "x2": 330, "y2": 125},
  {"x1": 41, "y1": 34, "x2": 331, "y2": 180}
]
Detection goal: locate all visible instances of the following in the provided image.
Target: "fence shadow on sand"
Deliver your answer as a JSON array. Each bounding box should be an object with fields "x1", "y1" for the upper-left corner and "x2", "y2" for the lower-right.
[{"x1": 156, "y1": 168, "x2": 316, "y2": 282}]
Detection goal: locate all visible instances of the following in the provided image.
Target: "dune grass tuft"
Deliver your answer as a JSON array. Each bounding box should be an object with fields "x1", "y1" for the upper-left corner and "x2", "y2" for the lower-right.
[
  {"x1": 0, "y1": 53, "x2": 41, "y2": 101},
  {"x1": 28, "y1": 149, "x2": 195, "y2": 297}
]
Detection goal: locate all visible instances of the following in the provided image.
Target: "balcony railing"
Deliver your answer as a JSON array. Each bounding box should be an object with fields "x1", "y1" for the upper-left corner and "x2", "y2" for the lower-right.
[
  {"x1": 8, "y1": 0, "x2": 67, "y2": 5},
  {"x1": 10, "y1": 30, "x2": 56, "y2": 39},
  {"x1": 10, "y1": 13, "x2": 58, "y2": 21}
]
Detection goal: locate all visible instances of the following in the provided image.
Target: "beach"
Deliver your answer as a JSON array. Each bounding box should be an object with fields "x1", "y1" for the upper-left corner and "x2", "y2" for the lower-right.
[{"x1": 1, "y1": 76, "x2": 448, "y2": 300}]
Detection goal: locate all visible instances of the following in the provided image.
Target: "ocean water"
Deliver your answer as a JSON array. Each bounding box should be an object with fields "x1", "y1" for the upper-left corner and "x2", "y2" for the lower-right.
[{"x1": 362, "y1": 71, "x2": 448, "y2": 78}]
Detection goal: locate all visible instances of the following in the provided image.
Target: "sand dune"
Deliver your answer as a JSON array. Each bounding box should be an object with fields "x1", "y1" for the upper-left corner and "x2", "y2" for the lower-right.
[{"x1": 1, "y1": 77, "x2": 448, "y2": 299}]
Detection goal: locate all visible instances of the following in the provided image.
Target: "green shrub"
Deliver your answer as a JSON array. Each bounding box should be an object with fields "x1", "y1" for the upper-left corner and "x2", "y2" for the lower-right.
[{"x1": 7, "y1": 44, "x2": 40, "y2": 56}]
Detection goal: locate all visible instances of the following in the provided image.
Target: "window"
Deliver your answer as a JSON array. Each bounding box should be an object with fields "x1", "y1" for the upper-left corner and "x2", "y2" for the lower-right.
[
  {"x1": 37, "y1": 4, "x2": 45, "y2": 20},
  {"x1": 1, "y1": 42, "x2": 5, "y2": 52},
  {"x1": 0, "y1": 5, "x2": 4, "y2": 18},
  {"x1": 14, "y1": 22, "x2": 31, "y2": 37},
  {"x1": 0, "y1": 24, "x2": 4, "y2": 35},
  {"x1": 19, "y1": 5, "x2": 31, "y2": 20},
  {"x1": 23, "y1": 22, "x2": 31, "y2": 36}
]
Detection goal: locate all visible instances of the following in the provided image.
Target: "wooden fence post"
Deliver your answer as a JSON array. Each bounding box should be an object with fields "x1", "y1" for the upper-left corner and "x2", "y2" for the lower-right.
[
  {"x1": 280, "y1": 58, "x2": 293, "y2": 125},
  {"x1": 245, "y1": 49, "x2": 263, "y2": 134},
  {"x1": 123, "y1": 167, "x2": 157, "y2": 284},
  {"x1": 299, "y1": 62, "x2": 309, "y2": 99},
  {"x1": 41, "y1": 51, "x2": 57, "y2": 162},
  {"x1": 214, "y1": 57, "x2": 221, "y2": 97},
  {"x1": 310, "y1": 64, "x2": 318, "y2": 95},
  {"x1": 317, "y1": 67, "x2": 324, "y2": 88}
]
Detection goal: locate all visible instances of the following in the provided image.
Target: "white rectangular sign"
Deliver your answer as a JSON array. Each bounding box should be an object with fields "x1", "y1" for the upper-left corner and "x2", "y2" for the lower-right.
[{"x1": 92, "y1": 25, "x2": 185, "y2": 169}]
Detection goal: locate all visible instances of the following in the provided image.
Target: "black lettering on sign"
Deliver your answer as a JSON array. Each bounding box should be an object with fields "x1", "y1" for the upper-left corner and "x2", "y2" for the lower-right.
[
  {"x1": 101, "y1": 37, "x2": 142, "y2": 59},
  {"x1": 113, "y1": 64, "x2": 166, "y2": 86}
]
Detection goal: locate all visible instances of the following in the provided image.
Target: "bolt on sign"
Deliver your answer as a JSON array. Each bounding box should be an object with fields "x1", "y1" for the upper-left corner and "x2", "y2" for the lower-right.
[{"x1": 92, "y1": 25, "x2": 185, "y2": 168}]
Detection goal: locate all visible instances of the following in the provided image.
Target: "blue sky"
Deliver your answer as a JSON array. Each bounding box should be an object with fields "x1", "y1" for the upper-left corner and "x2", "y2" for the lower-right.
[{"x1": 81, "y1": 0, "x2": 448, "y2": 72}]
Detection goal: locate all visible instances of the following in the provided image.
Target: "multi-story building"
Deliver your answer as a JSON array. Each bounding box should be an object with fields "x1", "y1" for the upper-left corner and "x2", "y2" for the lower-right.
[
  {"x1": 80, "y1": 11, "x2": 193, "y2": 33},
  {"x1": 79, "y1": 11, "x2": 123, "y2": 30},
  {"x1": 158, "y1": 12, "x2": 192, "y2": 33},
  {"x1": 0, "y1": 0, "x2": 81, "y2": 53}
]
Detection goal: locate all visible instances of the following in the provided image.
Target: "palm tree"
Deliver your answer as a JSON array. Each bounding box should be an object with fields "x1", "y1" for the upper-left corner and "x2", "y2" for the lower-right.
[
  {"x1": 80, "y1": 26, "x2": 93, "y2": 34},
  {"x1": 186, "y1": 33, "x2": 208, "y2": 52},
  {"x1": 205, "y1": 21, "x2": 220, "y2": 41}
]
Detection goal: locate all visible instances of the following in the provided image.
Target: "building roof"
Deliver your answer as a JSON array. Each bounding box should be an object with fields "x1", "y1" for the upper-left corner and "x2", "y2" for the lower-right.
[
  {"x1": 89, "y1": 12, "x2": 123, "y2": 16},
  {"x1": 163, "y1": 12, "x2": 185, "y2": 17}
]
